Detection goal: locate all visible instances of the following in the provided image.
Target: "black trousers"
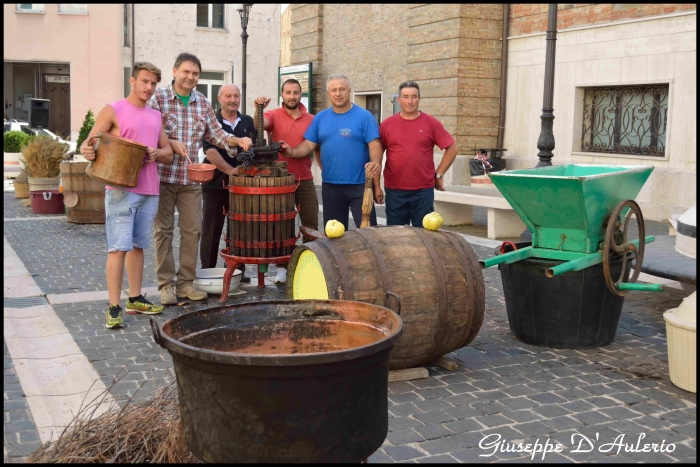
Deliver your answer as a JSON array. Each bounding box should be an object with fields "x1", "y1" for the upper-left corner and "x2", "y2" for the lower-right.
[
  {"x1": 321, "y1": 182, "x2": 376, "y2": 231},
  {"x1": 200, "y1": 189, "x2": 245, "y2": 273}
]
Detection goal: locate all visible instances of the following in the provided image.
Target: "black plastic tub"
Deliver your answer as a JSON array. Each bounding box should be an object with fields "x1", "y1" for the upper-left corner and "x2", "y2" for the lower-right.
[
  {"x1": 496, "y1": 242, "x2": 630, "y2": 348},
  {"x1": 151, "y1": 299, "x2": 403, "y2": 463}
]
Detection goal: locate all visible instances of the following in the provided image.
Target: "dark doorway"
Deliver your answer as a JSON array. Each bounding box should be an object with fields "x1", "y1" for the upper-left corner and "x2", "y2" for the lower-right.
[
  {"x1": 42, "y1": 76, "x2": 71, "y2": 138},
  {"x1": 366, "y1": 94, "x2": 381, "y2": 126}
]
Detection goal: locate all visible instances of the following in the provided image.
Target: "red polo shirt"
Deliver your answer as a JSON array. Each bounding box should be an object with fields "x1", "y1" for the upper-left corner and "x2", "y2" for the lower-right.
[{"x1": 264, "y1": 103, "x2": 315, "y2": 180}]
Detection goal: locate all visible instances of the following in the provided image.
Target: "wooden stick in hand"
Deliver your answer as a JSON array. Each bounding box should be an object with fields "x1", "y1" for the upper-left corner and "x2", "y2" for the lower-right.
[{"x1": 360, "y1": 168, "x2": 374, "y2": 228}]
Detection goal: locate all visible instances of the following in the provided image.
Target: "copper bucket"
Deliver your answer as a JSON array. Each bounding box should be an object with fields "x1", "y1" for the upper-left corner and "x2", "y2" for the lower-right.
[{"x1": 85, "y1": 132, "x2": 147, "y2": 188}]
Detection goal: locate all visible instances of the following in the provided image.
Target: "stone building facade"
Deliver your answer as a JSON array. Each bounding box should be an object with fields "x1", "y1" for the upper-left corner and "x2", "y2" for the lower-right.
[
  {"x1": 134, "y1": 4, "x2": 280, "y2": 115},
  {"x1": 4, "y1": 4, "x2": 280, "y2": 141},
  {"x1": 280, "y1": 6, "x2": 292, "y2": 68},
  {"x1": 504, "y1": 4, "x2": 696, "y2": 219},
  {"x1": 286, "y1": 4, "x2": 696, "y2": 219}
]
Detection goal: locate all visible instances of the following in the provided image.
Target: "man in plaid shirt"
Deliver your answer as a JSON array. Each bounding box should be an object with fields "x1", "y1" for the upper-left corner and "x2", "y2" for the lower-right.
[{"x1": 148, "y1": 52, "x2": 252, "y2": 305}]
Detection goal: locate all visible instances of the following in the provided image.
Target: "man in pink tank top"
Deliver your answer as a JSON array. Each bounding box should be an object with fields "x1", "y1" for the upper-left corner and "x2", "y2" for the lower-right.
[{"x1": 80, "y1": 62, "x2": 173, "y2": 329}]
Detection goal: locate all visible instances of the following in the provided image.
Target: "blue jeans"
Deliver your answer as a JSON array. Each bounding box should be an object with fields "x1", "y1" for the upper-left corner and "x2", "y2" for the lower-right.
[
  {"x1": 322, "y1": 182, "x2": 376, "y2": 231},
  {"x1": 385, "y1": 187, "x2": 434, "y2": 227},
  {"x1": 105, "y1": 189, "x2": 159, "y2": 253}
]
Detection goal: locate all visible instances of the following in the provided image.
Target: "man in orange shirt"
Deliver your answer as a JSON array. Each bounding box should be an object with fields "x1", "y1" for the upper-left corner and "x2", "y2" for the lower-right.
[{"x1": 254, "y1": 79, "x2": 320, "y2": 284}]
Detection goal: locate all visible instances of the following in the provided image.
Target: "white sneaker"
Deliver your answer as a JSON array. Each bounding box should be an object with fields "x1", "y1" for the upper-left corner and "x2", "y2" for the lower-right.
[{"x1": 275, "y1": 268, "x2": 287, "y2": 284}]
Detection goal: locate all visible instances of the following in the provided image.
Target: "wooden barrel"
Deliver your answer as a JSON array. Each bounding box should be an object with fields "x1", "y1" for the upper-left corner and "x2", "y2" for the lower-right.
[
  {"x1": 287, "y1": 226, "x2": 485, "y2": 370},
  {"x1": 228, "y1": 165, "x2": 298, "y2": 259},
  {"x1": 60, "y1": 161, "x2": 106, "y2": 224},
  {"x1": 85, "y1": 132, "x2": 147, "y2": 188}
]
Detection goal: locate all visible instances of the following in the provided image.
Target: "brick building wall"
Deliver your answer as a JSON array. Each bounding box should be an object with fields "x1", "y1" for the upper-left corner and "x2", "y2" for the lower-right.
[
  {"x1": 280, "y1": 7, "x2": 291, "y2": 67},
  {"x1": 509, "y1": 3, "x2": 696, "y2": 36},
  {"x1": 289, "y1": 4, "x2": 505, "y2": 156}
]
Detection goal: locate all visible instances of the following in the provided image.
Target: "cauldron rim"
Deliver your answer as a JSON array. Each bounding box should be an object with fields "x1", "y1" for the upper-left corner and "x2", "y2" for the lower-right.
[{"x1": 156, "y1": 299, "x2": 403, "y2": 367}]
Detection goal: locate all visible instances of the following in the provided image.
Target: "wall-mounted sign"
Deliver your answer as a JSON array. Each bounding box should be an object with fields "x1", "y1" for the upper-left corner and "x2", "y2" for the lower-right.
[
  {"x1": 278, "y1": 63, "x2": 312, "y2": 113},
  {"x1": 45, "y1": 75, "x2": 70, "y2": 83}
]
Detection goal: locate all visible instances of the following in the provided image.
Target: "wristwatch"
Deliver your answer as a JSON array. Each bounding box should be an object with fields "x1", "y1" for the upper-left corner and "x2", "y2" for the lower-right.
[{"x1": 435, "y1": 173, "x2": 443, "y2": 179}]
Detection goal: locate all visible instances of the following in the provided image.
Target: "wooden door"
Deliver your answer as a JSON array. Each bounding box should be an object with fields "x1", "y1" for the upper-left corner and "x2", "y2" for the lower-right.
[{"x1": 41, "y1": 79, "x2": 71, "y2": 138}]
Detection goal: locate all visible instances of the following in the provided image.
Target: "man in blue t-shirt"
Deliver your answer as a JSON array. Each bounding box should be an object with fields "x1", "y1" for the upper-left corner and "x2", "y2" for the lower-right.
[{"x1": 279, "y1": 73, "x2": 383, "y2": 231}]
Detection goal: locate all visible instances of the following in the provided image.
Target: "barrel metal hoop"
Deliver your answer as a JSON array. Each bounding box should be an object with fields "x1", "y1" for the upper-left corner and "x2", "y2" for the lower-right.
[
  {"x1": 305, "y1": 241, "x2": 342, "y2": 300},
  {"x1": 354, "y1": 228, "x2": 393, "y2": 298},
  {"x1": 318, "y1": 237, "x2": 355, "y2": 301},
  {"x1": 228, "y1": 185, "x2": 297, "y2": 195},
  {"x1": 413, "y1": 228, "x2": 449, "y2": 362},
  {"x1": 228, "y1": 210, "x2": 297, "y2": 222},
  {"x1": 443, "y1": 231, "x2": 479, "y2": 349},
  {"x1": 234, "y1": 237, "x2": 298, "y2": 249}
]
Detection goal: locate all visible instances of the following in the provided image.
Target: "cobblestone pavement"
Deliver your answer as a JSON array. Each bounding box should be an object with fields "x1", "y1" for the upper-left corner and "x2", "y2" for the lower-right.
[
  {"x1": 4, "y1": 342, "x2": 42, "y2": 463},
  {"x1": 3, "y1": 190, "x2": 696, "y2": 463}
]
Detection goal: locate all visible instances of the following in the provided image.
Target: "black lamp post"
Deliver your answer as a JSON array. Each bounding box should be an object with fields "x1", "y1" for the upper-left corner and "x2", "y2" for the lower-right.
[
  {"x1": 522, "y1": 4, "x2": 559, "y2": 242},
  {"x1": 236, "y1": 4, "x2": 253, "y2": 114},
  {"x1": 536, "y1": 4, "x2": 558, "y2": 167}
]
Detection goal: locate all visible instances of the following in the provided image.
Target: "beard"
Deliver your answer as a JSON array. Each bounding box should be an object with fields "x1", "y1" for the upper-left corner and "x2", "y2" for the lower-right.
[{"x1": 283, "y1": 101, "x2": 299, "y2": 110}]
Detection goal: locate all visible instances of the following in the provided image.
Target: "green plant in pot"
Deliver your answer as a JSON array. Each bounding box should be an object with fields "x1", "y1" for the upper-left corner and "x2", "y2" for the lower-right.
[
  {"x1": 4, "y1": 130, "x2": 31, "y2": 153},
  {"x1": 20, "y1": 136, "x2": 71, "y2": 192},
  {"x1": 75, "y1": 109, "x2": 95, "y2": 158}
]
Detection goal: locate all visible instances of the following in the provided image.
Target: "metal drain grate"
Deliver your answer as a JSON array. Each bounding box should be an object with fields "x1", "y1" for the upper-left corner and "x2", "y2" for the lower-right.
[{"x1": 4, "y1": 296, "x2": 49, "y2": 308}]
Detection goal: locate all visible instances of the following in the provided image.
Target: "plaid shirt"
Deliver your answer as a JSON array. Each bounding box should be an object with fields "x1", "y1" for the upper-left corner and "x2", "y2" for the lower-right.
[{"x1": 147, "y1": 85, "x2": 236, "y2": 185}]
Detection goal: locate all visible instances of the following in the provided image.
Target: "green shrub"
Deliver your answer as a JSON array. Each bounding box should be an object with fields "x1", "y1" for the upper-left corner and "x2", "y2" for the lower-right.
[
  {"x1": 75, "y1": 109, "x2": 95, "y2": 153},
  {"x1": 4, "y1": 130, "x2": 30, "y2": 153}
]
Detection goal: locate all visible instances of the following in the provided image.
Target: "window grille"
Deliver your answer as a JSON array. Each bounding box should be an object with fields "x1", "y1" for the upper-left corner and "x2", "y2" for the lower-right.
[{"x1": 581, "y1": 85, "x2": 668, "y2": 157}]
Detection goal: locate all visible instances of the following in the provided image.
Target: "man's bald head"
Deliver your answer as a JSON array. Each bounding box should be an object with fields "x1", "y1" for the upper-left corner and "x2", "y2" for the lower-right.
[
  {"x1": 218, "y1": 84, "x2": 242, "y2": 117},
  {"x1": 219, "y1": 84, "x2": 241, "y2": 97}
]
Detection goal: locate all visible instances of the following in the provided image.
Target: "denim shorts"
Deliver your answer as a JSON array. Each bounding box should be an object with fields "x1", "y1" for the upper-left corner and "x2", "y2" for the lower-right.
[{"x1": 105, "y1": 189, "x2": 159, "y2": 253}]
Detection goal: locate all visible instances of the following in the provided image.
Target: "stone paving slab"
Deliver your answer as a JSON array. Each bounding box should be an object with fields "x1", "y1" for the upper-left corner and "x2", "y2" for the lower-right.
[
  {"x1": 41, "y1": 246, "x2": 696, "y2": 463},
  {"x1": 3, "y1": 189, "x2": 696, "y2": 463},
  {"x1": 4, "y1": 341, "x2": 41, "y2": 464}
]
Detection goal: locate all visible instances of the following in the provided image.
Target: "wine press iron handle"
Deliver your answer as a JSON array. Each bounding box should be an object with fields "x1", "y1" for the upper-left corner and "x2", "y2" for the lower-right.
[
  {"x1": 385, "y1": 291, "x2": 402, "y2": 316},
  {"x1": 602, "y1": 199, "x2": 664, "y2": 296}
]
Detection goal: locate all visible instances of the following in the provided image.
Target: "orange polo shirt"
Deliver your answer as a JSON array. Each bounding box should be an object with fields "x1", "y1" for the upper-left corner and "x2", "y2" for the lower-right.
[{"x1": 264, "y1": 103, "x2": 315, "y2": 181}]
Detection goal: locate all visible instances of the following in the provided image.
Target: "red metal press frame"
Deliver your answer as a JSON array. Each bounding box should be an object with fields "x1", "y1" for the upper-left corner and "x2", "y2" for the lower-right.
[
  {"x1": 218, "y1": 248, "x2": 293, "y2": 303},
  {"x1": 218, "y1": 178, "x2": 300, "y2": 302}
]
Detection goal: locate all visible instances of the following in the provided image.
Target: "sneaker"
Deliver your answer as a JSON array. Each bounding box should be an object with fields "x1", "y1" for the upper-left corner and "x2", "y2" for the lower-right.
[
  {"x1": 176, "y1": 282, "x2": 208, "y2": 301},
  {"x1": 126, "y1": 294, "x2": 165, "y2": 315},
  {"x1": 105, "y1": 304, "x2": 124, "y2": 329},
  {"x1": 160, "y1": 284, "x2": 177, "y2": 306},
  {"x1": 275, "y1": 268, "x2": 287, "y2": 284}
]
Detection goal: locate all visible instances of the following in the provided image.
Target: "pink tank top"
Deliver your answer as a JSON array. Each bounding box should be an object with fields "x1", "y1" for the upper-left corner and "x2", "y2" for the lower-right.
[{"x1": 106, "y1": 98, "x2": 162, "y2": 195}]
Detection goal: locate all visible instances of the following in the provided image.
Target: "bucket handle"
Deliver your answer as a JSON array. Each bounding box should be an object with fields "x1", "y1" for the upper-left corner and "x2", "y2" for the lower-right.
[
  {"x1": 87, "y1": 134, "x2": 101, "y2": 153},
  {"x1": 150, "y1": 318, "x2": 164, "y2": 348},
  {"x1": 385, "y1": 291, "x2": 401, "y2": 316},
  {"x1": 43, "y1": 192, "x2": 53, "y2": 201}
]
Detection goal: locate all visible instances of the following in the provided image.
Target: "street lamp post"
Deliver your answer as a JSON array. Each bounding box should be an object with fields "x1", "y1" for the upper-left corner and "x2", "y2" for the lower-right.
[
  {"x1": 236, "y1": 4, "x2": 253, "y2": 114},
  {"x1": 522, "y1": 4, "x2": 559, "y2": 241},
  {"x1": 536, "y1": 4, "x2": 558, "y2": 167}
]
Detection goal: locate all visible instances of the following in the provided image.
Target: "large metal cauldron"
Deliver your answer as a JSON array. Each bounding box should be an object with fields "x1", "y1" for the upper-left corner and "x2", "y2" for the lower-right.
[{"x1": 151, "y1": 298, "x2": 403, "y2": 463}]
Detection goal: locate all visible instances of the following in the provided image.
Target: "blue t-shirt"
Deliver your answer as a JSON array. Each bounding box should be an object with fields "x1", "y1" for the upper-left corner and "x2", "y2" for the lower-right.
[{"x1": 304, "y1": 104, "x2": 380, "y2": 184}]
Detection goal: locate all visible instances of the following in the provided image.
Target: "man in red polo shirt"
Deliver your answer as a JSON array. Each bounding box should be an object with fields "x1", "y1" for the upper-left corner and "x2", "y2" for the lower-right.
[
  {"x1": 254, "y1": 79, "x2": 319, "y2": 284},
  {"x1": 380, "y1": 81, "x2": 458, "y2": 228}
]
